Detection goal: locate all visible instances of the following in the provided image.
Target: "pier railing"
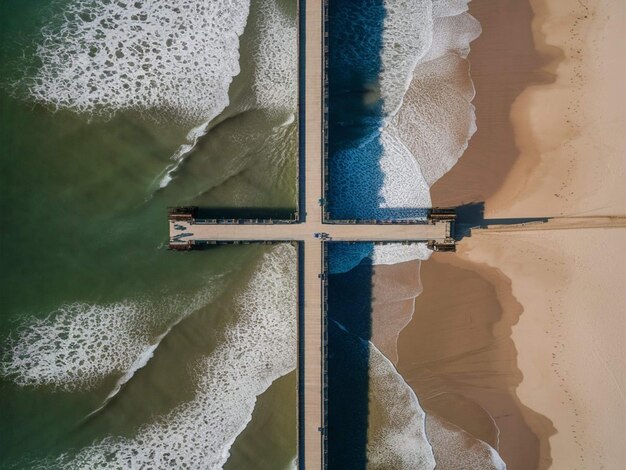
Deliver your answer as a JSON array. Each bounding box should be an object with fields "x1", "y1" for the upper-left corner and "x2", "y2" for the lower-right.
[
  {"x1": 321, "y1": 240, "x2": 329, "y2": 470},
  {"x1": 168, "y1": 207, "x2": 299, "y2": 226}
]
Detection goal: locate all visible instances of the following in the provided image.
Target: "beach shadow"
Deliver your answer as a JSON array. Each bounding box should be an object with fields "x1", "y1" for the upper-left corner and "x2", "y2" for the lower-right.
[
  {"x1": 454, "y1": 201, "x2": 550, "y2": 240},
  {"x1": 325, "y1": 0, "x2": 388, "y2": 223},
  {"x1": 397, "y1": 254, "x2": 557, "y2": 470},
  {"x1": 430, "y1": 0, "x2": 561, "y2": 206}
]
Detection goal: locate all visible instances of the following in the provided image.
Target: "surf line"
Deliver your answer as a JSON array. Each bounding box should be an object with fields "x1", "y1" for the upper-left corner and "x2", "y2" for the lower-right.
[{"x1": 82, "y1": 318, "x2": 181, "y2": 421}]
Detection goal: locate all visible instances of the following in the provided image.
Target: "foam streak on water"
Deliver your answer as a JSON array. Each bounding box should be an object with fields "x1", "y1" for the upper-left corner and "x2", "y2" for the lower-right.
[
  {"x1": 39, "y1": 244, "x2": 296, "y2": 469},
  {"x1": 1, "y1": 281, "x2": 222, "y2": 391},
  {"x1": 27, "y1": 0, "x2": 251, "y2": 125},
  {"x1": 340, "y1": 0, "x2": 480, "y2": 267},
  {"x1": 367, "y1": 341, "x2": 436, "y2": 469}
]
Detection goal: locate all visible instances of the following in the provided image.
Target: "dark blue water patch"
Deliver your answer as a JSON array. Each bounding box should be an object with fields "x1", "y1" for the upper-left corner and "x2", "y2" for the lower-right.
[
  {"x1": 326, "y1": 0, "x2": 387, "y2": 220},
  {"x1": 326, "y1": 243, "x2": 374, "y2": 469}
]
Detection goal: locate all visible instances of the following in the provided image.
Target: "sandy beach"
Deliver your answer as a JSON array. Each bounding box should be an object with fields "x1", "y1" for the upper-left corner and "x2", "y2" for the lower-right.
[
  {"x1": 460, "y1": 0, "x2": 625, "y2": 467},
  {"x1": 395, "y1": 254, "x2": 554, "y2": 469},
  {"x1": 384, "y1": 0, "x2": 625, "y2": 468}
]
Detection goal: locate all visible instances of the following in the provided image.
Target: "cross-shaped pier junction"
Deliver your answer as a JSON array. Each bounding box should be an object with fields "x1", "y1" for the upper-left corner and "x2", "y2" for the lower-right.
[{"x1": 168, "y1": 2, "x2": 455, "y2": 468}]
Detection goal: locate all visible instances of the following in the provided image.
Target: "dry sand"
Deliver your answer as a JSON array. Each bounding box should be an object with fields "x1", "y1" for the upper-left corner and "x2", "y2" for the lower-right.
[
  {"x1": 396, "y1": 254, "x2": 554, "y2": 470},
  {"x1": 460, "y1": 227, "x2": 625, "y2": 469},
  {"x1": 486, "y1": 0, "x2": 626, "y2": 218},
  {"x1": 458, "y1": 0, "x2": 626, "y2": 467},
  {"x1": 430, "y1": 0, "x2": 551, "y2": 207},
  {"x1": 379, "y1": 0, "x2": 625, "y2": 468}
]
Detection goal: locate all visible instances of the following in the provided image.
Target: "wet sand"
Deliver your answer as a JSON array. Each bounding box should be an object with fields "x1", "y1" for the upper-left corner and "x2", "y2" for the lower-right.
[
  {"x1": 430, "y1": 0, "x2": 552, "y2": 206},
  {"x1": 454, "y1": 0, "x2": 626, "y2": 467},
  {"x1": 378, "y1": 0, "x2": 625, "y2": 468},
  {"x1": 370, "y1": 260, "x2": 423, "y2": 364},
  {"x1": 395, "y1": 255, "x2": 553, "y2": 470}
]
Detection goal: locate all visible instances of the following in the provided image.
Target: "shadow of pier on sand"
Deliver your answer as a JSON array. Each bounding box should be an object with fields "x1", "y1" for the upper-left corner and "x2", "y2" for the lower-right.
[{"x1": 453, "y1": 202, "x2": 551, "y2": 240}]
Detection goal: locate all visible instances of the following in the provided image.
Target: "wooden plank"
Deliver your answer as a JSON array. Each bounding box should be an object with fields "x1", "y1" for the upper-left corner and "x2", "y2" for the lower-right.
[
  {"x1": 302, "y1": 239, "x2": 323, "y2": 469},
  {"x1": 169, "y1": 220, "x2": 450, "y2": 243}
]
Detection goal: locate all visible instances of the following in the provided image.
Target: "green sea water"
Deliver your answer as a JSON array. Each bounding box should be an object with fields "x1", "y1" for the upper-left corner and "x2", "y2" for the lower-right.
[{"x1": 0, "y1": 0, "x2": 298, "y2": 467}]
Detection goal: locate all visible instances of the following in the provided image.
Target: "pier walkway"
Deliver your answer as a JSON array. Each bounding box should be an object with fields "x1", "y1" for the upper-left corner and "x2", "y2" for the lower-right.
[
  {"x1": 169, "y1": 219, "x2": 449, "y2": 243},
  {"x1": 168, "y1": 2, "x2": 454, "y2": 468}
]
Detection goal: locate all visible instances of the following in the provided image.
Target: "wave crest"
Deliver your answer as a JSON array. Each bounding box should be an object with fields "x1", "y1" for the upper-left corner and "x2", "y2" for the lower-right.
[
  {"x1": 25, "y1": 0, "x2": 251, "y2": 124},
  {"x1": 36, "y1": 244, "x2": 297, "y2": 469},
  {"x1": 367, "y1": 342, "x2": 436, "y2": 469},
  {"x1": 1, "y1": 284, "x2": 221, "y2": 391}
]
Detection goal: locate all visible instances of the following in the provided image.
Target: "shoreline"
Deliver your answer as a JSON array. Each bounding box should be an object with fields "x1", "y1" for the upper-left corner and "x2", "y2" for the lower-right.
[
  {"x1": 395, "y1": 254, "x2": 553, "y2": 469},
  {"x1": 430, "y1": 0, "x2": 551, "y2": 207},
  {"x1": 459, "y1": 0, "x2": 626, "y2": 466},
  {"x1": 388, "y1": 0, "x2": 625, "y2": 468}
]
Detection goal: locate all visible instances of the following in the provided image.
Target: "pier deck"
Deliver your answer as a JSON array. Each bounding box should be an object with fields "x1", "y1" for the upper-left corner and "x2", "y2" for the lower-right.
[
  {"x1": 167, "y1": 2, "x2": 453, "y2": 468},
  {"x1": 169, "y1": 219, "x2": 449, "y2": 243}
]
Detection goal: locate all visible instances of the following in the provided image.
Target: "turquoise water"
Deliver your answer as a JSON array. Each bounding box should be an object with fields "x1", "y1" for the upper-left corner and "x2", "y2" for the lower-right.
[{"x1": 0, "y1": 0, "x2": 298, "y2": 467}]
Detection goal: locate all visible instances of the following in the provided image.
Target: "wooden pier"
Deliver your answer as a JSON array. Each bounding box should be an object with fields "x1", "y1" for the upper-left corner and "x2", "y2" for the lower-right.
[{"x1": 168, "y1": 2, "x2": 455, "y2": 468}]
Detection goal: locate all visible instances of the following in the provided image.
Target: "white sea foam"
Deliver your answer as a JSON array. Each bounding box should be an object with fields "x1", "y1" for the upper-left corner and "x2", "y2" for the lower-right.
[
  {"x1": 27, "y1": 0, "x2": 250, "y2": 125},
  {"x1": 376, "y1": 0, "x2": 481, "y2": 189},
  {"x1": 367, "y1": 342, "x2": 436, "y2": 469},
  {"x1": 328, "y1": 242, "x2": 431, "y2": 275},
  {"x1": 330, "y1": 130, "x2": 431, "y2": 221},
  {"x1": 158, "y1": 0, "x2": 297, "y2": 190},
  {"x1": 39, "y1": 244, "x2": 296, "y2": 469},
  {"x1": 338, "y1": 0, "x2": 479, "y2": 267},
  {"x1": 380, "y1": 0, "x2": 433, "y2": 116},
  {"x1": 252, "y1": 0, "x2": 298, "y2": 113},
  {"x1": 1, "y1": 282, "x2": 221, "y2": 391},
  {"x1": 371, "y1": 242, "x2": 432, "y2": 266},
  {"x1": 329, "y1": 127, "x2": 432, "y2": 268},
  {"x1": 426, "y1": 414, "x2": 507, "y2": 470},
  {"x1": 387, "y1": 10, "x2": 481, "y2": 185},
  {"x1": 378, "y1": 130, "x2": 432, "y2": 215},
  {"x1": 431, "y1": 0, "x2": 472, "y2": 18}
]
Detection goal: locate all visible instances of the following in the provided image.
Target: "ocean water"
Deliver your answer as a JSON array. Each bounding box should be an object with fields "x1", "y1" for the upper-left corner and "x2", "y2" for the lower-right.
[
  {"x1": 326, "y1": 243, "x2": 506, "y2": 470},
  {"x1": 327, "y1": 0, "x2": 479, "y2": 224},
  {"x1": 1, "y1": 0, "x2": 505, "y2": 468},
  {"x1": 0, "y1": 0, "x2": 298, "y2": 468},
  {"x1": 324, "y1": 1, "x2": 505, "y2": 469}
]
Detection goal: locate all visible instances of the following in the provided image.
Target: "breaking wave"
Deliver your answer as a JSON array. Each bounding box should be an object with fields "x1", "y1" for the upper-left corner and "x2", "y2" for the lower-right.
[
  {"x1": 367, "y1": 342, "x2": 436, "y2": 469},
  {"x1": 25, "y1": 0, "x2": 251, "y2": 125},
  {"x1": 328, "y1": 0, "x2": 480, "y2": 266},
  {"x1": 328, "y1": 242, "x2": 432, "y2": 275},
  {"x1": 1, "y1": 282, "x2": 222, "y2": 391},
  {"x1": 36, "y1": 244, "x2": 296, "y2": 469}
]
